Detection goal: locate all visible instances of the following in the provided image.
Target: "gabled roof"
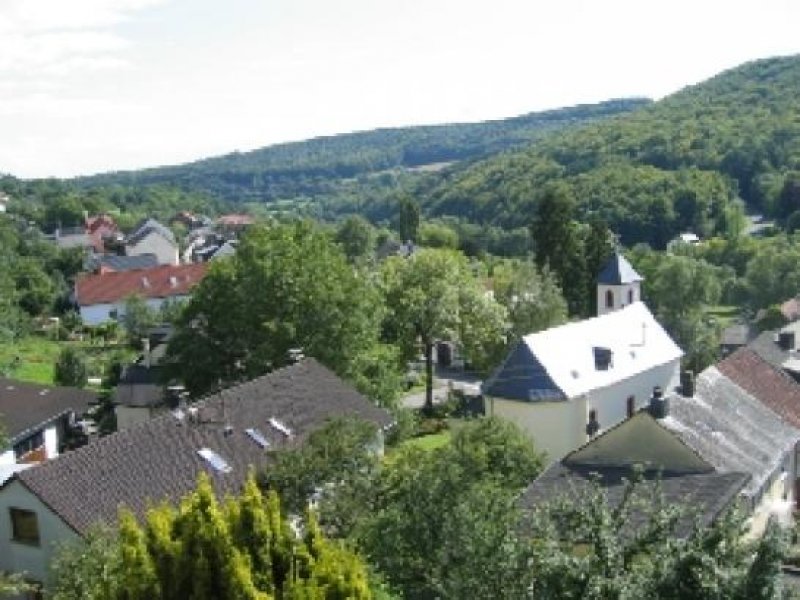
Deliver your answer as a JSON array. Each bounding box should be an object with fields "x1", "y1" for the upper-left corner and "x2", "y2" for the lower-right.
[
  {"x1": 597, "y1": 251, "x2": 643, "y2": 285},
  {"x1": 128, "y1": 218, "x2": 176, "y2": 246},
  {"x1": 94, "y1": 253, "x2": 159, "y2": 273},
  {"x1": 216, "y1": 214, "x2": 254, "y2": 227},
  {"x1": 747, "y1": 321, "x2": 800, "y2": 375},
  {"x1": 717, "y1": 348, "x2": 800, "y2": 430},
  {"x1": 518, "y1": 412, "x2": 748, "y2": 539},
  {"x1": 658, "y1": 367, "x2": 799, "y2": 498},
  {"x1": 75, "y1": 263, "x2": 208, "y2": 306},
  {"x1": 0, "y1": 378, "x2": 97, "y2": 444},
  {"x1": 483, "y1": 302, "x2": 682, "y2": 400},
  {"x1": 9, "y1": 358, "x2": 392, "y2": 535}
]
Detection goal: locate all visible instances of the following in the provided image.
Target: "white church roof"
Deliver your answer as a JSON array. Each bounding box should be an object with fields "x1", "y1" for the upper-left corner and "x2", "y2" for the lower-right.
[{"x1": 484, "y1": 302, "x2": 683, "y2": 401}]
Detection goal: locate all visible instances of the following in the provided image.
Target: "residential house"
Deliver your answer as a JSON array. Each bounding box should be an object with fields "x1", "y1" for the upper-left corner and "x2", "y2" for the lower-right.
[
  {"x1": 209, "y1": 239, "x2": 238, "y2": 261},
  {"x1": 0, "y1": 359, "x2": 392, "y2": 586},
  {"x1": 215, "y1": 213, "x2": 254, "y2": 237},
  {"x1": 0, "y1": 378, "x2": 96, "y2": 469},
  {"x1": 717, "y1": 348, "x2": 800, "y2": 507},
  {"x1": 84, "y1": 213, "x2": 119, "y2": 253},
  {"x1": 657, "y1": 366, "x2": 799, "y2": 535},
  {"x1": 748, "y1": 322, "x2": 800, "y2": 382},
  {"x1": 666, "y1": 232, "x2": 702, "y2": 252},
  {"x1": 74, "y1": 262, "x2": 207, "y2": 325},
  {"x1": 719, "y1": 322, "x2": 754, "y2": 357},
  {"x1": 126, "y1": 218, "x2": 179, "y2": 265},
  {"x1": 519, "y1": 409, "x2": 750, "y2": 539}
]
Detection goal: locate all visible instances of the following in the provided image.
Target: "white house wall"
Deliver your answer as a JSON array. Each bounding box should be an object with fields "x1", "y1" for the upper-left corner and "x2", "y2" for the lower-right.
[
  {"x1": 489, "y1": 395, "x2": 588, "y2": 463},
  {"x1": 0, "y1": 479, "x2": 80, "y2": 586},
  {"x1": 0, "y1": 449, "x2": 14, "y2": 466},
  {"x1": 44, "y1": 426, "x2": 59, "y2": 460},
  {"x1": 80, "y1": 295, "x2": 189, "y2": 325}
]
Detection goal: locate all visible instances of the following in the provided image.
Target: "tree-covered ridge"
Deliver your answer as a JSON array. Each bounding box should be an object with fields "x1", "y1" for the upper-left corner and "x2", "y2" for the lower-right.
[
  {"x1": 72, "y1": 99, "x2": 649, "y2": 203},
  {"x1": 422, "y1": 55, "x2": 800, "y2": 246}
]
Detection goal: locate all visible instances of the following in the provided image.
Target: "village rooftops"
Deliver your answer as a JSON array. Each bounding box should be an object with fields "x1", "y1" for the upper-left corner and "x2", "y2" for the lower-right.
[
  {"x1": 518, "y1": 411, "x2": 750, "y2": 539},
  {"x1": 717, "y1": 348, "x2": 800, "y2": 430},
  {"x1": 75, "y1": 262, "x2": 207, "y2": 306},
  {"x1": 483, "y1": 301, "x2": 682, "y2": 401},
  {"x1": 596, "y1": 251, "x2": 643, "y2": 285},
  {"x1": 658, "y1": 367, "x2": 799, "y2": 499},
  {"x1": 7, "y1": 359, "x2": 392, "y2": 535},
  {"x1": 0, "y1": 378, "x2": 96, "y2": 445},
  {"x1": 127, "y1": 218, "x2": 176, "y2": 245}
]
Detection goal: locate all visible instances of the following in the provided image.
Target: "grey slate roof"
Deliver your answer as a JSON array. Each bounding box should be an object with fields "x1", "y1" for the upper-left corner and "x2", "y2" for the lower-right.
[
  {"x1": 10, "y1": 359, "x2": 392, "y2": 535},
  {"x1": 0, "y1": 378, "x2": 97, "y2": 444},
  {"x1": 748, "y1": 322, "x2": 800, "y2": 375},
  {"x1": 596, "y1": 251, "x2": 643, "y2": 285},
  {"x1": 96, "y1": 253, "x2": 159, "y2": 272},
  {"x1": 518, "y1": 463, "x2": 749, "y2": 539},
  {"x1": 128, "y1": 218, "x2": 176, "y2": 246},
  {"x1": 482, "y1": 339, "x2": 566, "y2": 401},
  {"x1": 659, "y1": 367, "x2": 799, "y2": 498}
]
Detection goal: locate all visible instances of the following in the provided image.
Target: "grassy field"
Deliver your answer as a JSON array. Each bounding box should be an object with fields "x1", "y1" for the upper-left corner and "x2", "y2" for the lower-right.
[
  {"x1": 398, "y1": 430, "x2": 452, "y2": 452},
  {"x1": 0, "y1": 335, "x2": 135, "y2": 386},
  {"x1": 705, "y1": 305, "x2": 740, "y2": 327}
]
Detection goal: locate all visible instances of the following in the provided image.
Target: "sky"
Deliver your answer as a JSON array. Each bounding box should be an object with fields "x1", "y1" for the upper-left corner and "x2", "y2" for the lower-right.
[{"x1": 1, "y1": 0, "x2": 799, "y2": 179}]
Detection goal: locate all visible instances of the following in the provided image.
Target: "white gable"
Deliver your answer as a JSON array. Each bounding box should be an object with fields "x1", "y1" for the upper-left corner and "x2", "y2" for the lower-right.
[{"x1": 523, "y1": 301, "x2": 683, "y2": 398}]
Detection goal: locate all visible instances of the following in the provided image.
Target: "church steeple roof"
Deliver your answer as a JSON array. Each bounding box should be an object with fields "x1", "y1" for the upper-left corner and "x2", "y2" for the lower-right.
[{"x1": 597, "y1": 251, "x2": 643, "y2": 285}]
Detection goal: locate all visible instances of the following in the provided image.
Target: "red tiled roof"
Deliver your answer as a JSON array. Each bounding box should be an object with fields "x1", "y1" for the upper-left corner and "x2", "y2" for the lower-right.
[
  {"x1": 717, "y1": 347, "x2": 800, "y2": 429},
  {"x1": 75, "y1": 263, "x2": 208, "y2": 306},
  {"x1": 217, "y1": 214, "x2": 254, "y2": 226}
]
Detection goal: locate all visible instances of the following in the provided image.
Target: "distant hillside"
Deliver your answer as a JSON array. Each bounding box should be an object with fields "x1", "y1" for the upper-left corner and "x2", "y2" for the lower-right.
[
  {"x1": 421, "y1": 55, "x2": 800, "y2": 246},
  {"x1": 74, "y1": 99, "x2": 649, "y2": 203}
]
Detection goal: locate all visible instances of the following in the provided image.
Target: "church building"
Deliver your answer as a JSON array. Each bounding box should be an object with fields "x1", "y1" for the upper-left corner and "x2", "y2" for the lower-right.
[{"x1": 483, "y1": 252, "x2": 683, "y2": 462}]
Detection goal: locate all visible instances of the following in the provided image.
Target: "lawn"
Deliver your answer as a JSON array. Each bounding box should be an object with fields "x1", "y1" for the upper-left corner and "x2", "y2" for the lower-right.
[
  {"x1": 401, "y1": 430, "x2": 452, "y2": 452},
  {"x1": 0, "y1": 335, "x2": 135, "y2": 386},
  {"x1": 705, "y1": 305, "x2": 740, "y2": 327}
]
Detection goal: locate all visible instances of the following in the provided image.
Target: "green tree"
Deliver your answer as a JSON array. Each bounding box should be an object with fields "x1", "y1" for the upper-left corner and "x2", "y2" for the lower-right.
[
  {"x1": 54, "y1": 346, "x2": 88, "y2": 388},
  {"x1": 122, "y1": 295, "x2": 159, "y2": 348},
  {"x1": 531, "y1": 184, "x2": 588, "y2": 316},
  {"x1": 335, "y1": 215, "x2": 375, "y2": 262},
  {"x1": 396, "y1": 196, "x2": 420, "y2": 243},
  {"x1": 50, "y1": 473, "x2": 372, "y2": 600},
  {"x1": 166, "y1": 222, "x2": 395, "y2": 401},
  {"x1": 491, "y1": 260, "x2": 568, "y2": 341},
  {"x1": 380, "y1": 249, "x2": 507, "y2": 411}
]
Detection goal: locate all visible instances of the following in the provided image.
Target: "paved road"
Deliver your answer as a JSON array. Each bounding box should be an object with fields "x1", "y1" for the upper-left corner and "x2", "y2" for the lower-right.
[{"x1": 400, "y1": 367, "x2": 482, "y2": 409}]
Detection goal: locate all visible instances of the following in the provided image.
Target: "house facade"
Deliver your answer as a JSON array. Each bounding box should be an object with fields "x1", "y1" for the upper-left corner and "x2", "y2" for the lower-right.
[
  {"x1": 0, "y1": 359, "x2": 391, "y2": 586},
  {"x1": 74, "y1": 262, "x2": 207, "y2": 325},
  {"x1": 126, "y1": 219, "x2": 179, "y2": 265}
]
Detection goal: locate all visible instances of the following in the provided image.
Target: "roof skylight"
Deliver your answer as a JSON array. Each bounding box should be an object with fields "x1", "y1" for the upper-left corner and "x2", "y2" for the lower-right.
[
  {"x1": 245, "y1": 428, "x2": 270, "y2": 448},
  {"x1": 197, "y1": 448, "x2": 232, "y2": 473},
  {"x1": 269, "y1": 417, "x2": 292, "y2": 437}
]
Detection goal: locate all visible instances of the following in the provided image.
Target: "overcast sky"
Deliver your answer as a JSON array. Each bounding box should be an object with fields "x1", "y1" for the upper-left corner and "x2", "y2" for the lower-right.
[{"x1": 2, "y1": 0, "x2": 799, "y2": 179}]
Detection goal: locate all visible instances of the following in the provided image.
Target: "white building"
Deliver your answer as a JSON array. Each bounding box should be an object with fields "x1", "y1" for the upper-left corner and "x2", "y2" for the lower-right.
[
  {"x1": 484, "y1": 252, "x2": 682, "y2": 462},
  {"x1": 126, "y1": 218, "x2": 180, "y2": 266}
]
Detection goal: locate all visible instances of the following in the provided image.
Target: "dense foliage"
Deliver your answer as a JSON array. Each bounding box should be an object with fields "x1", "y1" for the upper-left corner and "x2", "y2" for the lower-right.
[
  {"x1": 50, "y1": 473, "x2": 372, "y2": 600},
  {"x1": 72, "y1": 100, "x2": 647, "y2": 205}
]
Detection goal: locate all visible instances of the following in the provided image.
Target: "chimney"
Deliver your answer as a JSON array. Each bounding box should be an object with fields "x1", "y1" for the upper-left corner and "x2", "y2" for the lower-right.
[
  {"x1": 142, "y1": 337, "x2": 151, "y2": 368},
  {"x1": 779, "y1": 331, "x2": 795, "y2": 351},
  {"x1": 680, "y1": 370, "x2": 695, "y2": 397},
  {"x1": 649, "y1": 386, "x2": 669, "y2": 419}
]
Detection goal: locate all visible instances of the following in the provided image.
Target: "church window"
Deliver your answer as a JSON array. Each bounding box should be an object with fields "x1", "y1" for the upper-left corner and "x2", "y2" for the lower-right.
[{"x1": 605, "y1": 290, "x2": 614, "y2": 309}]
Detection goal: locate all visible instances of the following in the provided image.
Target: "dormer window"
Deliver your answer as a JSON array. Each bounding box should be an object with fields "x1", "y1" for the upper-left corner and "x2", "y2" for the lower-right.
[{"x1": 593, "y1": 347, "x2": 612, "y2": 371}]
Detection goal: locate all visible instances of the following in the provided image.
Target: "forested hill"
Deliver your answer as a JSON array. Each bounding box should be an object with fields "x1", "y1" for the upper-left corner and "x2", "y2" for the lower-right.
[
  {"x1": 73, "y1": 99, "x2": 649, "y2": 203},
  {"x1": 421, "y1": 55, "x2": 800, "y2": 246}
]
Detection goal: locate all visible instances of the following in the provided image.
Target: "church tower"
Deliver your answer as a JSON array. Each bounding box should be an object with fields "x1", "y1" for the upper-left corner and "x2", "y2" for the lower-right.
[{"x1": 596, "y1": 251, "x2": 643, "y2": 316}]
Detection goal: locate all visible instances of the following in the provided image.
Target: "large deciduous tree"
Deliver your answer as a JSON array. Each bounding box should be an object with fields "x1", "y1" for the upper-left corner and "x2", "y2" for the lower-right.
[
  {"x1": 380, "y1": 249, "x2": 507, "y2": 411},
  {"x1": 165, "y1": 222, "x2": 394, "y2": 402}
]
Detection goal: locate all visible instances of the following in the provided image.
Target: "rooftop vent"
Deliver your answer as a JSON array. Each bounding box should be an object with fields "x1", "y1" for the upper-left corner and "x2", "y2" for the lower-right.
[
  {"x1": 245, "y1": 428, "x2": 270, "y2": 448},
  {"x1": 269, "y1": 417, "x2": 292, "y2": 437},
  {"x1": 649, "y1": 386, "x2": 669, "y2": 419},
  {"x1": 197, "y1": 448, "x2": 232, "y2": 473}
]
